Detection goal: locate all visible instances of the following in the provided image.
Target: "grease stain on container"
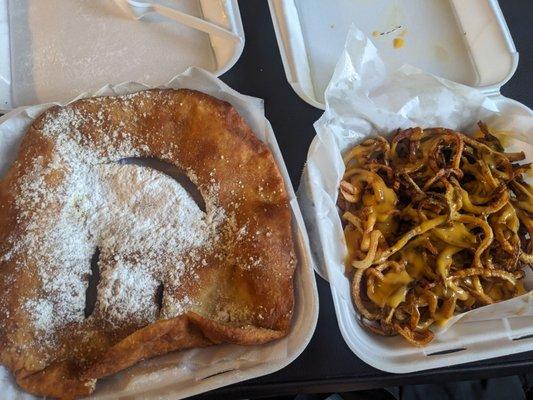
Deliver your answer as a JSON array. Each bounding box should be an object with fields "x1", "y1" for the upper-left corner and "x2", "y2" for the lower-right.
[
  {"x1": 434, "y1": 44, "x2": 449, "y2": 62},
  {"x1": 515, "y1": 307, "x2": 526, "y2": 316},
  {"x1": 493, "y1": 131, "x2": 512, "y2": 147},
  {"x1": 392, "y1": 29, "x2": 407, "y2": 49},
  {"x1": 372, "y1": 25, "x2": 402, "y2": 37},
  {"x1": 393, "y1": 37, "x2": 405, "y2": 49}
]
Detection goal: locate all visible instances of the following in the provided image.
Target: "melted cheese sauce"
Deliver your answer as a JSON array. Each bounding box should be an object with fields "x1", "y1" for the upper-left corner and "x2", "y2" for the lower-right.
[
  {"x1": 367, "y1": 269, "x2": 412, "y2": 308},
  {"x1": 393, "y1": 37, "x2": 405, "y2": 49},
  {"x1": 375, "y1": 216, "x2": 399, "y2": 240},
  {"x1": 403, "y1": 247, "x2": 429, "y2": 279},
  {"x1": 344, "y1": 225, "x2": 360, "y2": 272},
  {"x1": 345, "y1": 169, "x2": 398, "y2": 222},
  {"x1": 433, "y1": 222, "x2": 476, "y2": 248},
  {"x1": 436, "y1": 246, "x2": 461, "y2": 279},
  {"x1": 497, "y1": 203, "x2": 519, "y2": 232}
]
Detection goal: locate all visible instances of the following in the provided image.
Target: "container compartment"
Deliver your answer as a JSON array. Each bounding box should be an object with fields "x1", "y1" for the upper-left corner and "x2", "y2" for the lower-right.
[
  {"x1": 269, "y1": 0, "x2": 518, "y2": 108},
  {"x1": 0, "y1": 0, "x2": 244, "y2": 110}
]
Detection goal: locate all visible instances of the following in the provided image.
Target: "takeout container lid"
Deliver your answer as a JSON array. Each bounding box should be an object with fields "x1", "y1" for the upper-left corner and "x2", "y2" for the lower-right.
[
  {"x1": 268, "y1": 0, "x2": 518, "y2": 109},
  {"x1": 0, "y1": 0, "x2": 245, "y2": 111}
]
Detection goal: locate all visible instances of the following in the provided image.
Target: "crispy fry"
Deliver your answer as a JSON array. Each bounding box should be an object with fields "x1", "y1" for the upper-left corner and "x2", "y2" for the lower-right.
[{"x1": 340, "y1": 123, "x2": 532, "y2": 346}]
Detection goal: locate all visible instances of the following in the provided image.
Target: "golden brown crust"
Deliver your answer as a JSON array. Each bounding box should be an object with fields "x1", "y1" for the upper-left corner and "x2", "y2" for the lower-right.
[
  {"x1": 82, "y1": 315, "x2": 212, "y2": 380},
  {"x1": 17, "y1": 362, "x2": 96, "y2": 400},
  {"x1": 0, "y1": 89, "x2": 296, "y2": 398}
]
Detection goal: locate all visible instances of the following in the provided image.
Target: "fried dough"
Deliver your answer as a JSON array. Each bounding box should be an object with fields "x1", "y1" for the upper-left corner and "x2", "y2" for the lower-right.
[{"x1": 0, "y1": 89, "x2": 295, "y2": 399}]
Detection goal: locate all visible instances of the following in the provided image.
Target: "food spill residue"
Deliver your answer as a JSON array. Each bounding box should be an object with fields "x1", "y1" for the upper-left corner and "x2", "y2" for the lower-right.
[
  {"x1": 372, "y1": 25, "x2": 402, "y2": 37},
  {"x1": 370, "y1": 0, "x2": 407, "y2": 50},
  {"x1": 371, "y1": 25, "x2": 407, "y2": 49},
  {"x1": 393, "y1": 37, "x2": 405, "y2": 49},
  {"x1": 434, "y1": 44, "x2": 449, "y2": 62}
]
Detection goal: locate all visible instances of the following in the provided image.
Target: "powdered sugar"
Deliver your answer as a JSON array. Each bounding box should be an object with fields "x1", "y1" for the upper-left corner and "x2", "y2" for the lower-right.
[
  {"x1": 23, "y1": 299, "x2": 54, "y2": 332},
  {"x1": 3, "y1": 104, "x2": 226, "y2": 345},
  {"x1": 98, "y1": 259, "x2": 160, "y2": 326}
]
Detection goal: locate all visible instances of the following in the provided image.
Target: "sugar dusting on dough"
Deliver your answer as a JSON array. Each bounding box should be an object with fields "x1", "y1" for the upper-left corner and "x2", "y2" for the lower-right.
[{"x1": 2, "y1": 105, "x2": 226, "y2": 345}]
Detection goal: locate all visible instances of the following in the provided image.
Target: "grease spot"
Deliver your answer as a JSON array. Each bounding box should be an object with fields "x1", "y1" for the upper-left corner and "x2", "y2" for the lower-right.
[
  {"x1": 393, "y1": 37, "x2": 405, "y2": 49},
  {"x1": 434, "y1": 45, "x2": 449, "y2": 62}
]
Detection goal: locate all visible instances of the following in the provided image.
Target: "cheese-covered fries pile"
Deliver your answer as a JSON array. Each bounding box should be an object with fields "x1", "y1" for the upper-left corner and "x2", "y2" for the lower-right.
[{"x1": 339, "y1": 123, "x2": 533, "y2": 346}]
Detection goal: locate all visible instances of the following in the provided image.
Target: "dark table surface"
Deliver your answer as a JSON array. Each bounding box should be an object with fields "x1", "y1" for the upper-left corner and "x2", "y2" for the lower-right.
[{"x1": 194, "y1": 1, "x2": 533, "y2": 399}]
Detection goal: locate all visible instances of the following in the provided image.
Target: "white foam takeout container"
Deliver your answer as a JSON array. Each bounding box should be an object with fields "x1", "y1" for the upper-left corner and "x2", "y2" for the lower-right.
[
  {"x1": 0, "y1": 0, "x2": 245, "y2": 111},
  {"x1": 269, "y1": 0, "x2": 533, "y2": 372},
  {"x1": 0, "y1": 1, "x2": 319, "y2": 398},
  {"x1": 268, "y1": 0, "x2": 518, "y2": 109},
  {"x1": 0, "y1": 68, "x2": 319, "y2": 400}
]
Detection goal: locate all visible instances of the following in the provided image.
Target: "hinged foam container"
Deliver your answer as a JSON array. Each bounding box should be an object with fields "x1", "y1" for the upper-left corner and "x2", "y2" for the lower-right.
[
  {"x1": 268, "y1": 0, "x2": 518, "y2": 108},
  {"x1": 270, "y1": 0, "x2": 533, "y2": 373},
  {"x1": 0, "y1": 0, "x2": 246, "y2": 111},
  {"x1": 0, "y1": 1, "x2": 319, "y2": 398}
]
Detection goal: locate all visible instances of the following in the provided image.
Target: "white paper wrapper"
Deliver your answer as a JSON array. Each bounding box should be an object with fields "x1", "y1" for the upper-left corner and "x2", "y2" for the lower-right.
[
  {"x1": 299, "y1": 26, "x2": 533, "y2": 338},
  {"x1": 0, "y1": 67, "x2": 318, "y2": 399}
]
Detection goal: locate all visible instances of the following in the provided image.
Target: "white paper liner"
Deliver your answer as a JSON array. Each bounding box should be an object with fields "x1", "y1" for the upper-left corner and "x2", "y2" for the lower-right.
[
  {"x1": 0, "y1": 67, "x2": 318, "y2": 399},
  {"x1": 298, "y1": 26, "x2": 533, "y2": 339}
]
